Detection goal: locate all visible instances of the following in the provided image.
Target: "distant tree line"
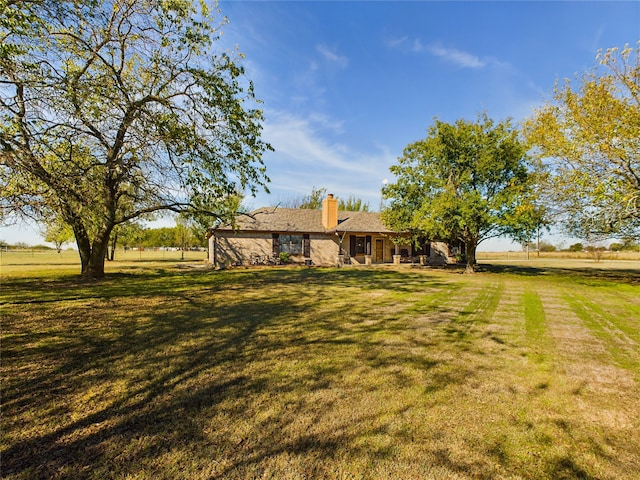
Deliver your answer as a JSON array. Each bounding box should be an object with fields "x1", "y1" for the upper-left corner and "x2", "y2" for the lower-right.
[
  {"x1": 115, "y1": 226, "x2": 207, "y2": 250},
  {"x1": 103, "y1": 220, "x2": 208, "y2": 261},
  {"x1": 520, "y1": 239, "x2": 639, "y2": 253},
  {"x1": 33, "y1": 219, "x2": 208, "y2": 259}
]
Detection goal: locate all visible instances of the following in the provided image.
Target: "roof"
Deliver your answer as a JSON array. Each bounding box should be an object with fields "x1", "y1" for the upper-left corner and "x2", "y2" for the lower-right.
[
  {"x1": 213, "y1": 207, "x2": 397, "y2": 234},
  {"x1": 334, "y1": 211, "x2": 395, "y2": 233}
]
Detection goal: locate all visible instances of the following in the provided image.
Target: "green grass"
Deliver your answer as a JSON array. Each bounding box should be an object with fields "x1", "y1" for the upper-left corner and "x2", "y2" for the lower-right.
[
  {"x1": 562, "y1": 291, "x2": 640, "y2": 381},
  {"x1": 1, "y1": 258, "x2": 639, "y2": 479},
  {"x1": 524, "y1": 290, "x2": 546, "y2": 339},
  {"x1": 0, "y1": 248, "x2": 208, "y2": 277}
]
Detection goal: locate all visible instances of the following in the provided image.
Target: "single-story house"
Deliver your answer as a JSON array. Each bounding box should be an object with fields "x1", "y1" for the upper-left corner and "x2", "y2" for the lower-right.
[{"x1": 208, "y1": 194, "x2": 464, "y2": 267}]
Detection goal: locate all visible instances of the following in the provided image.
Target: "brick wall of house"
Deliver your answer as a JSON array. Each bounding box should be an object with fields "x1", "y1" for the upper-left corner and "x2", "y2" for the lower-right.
[
  {"x1": 430, "y1": 241, "x2": 452, "y2": 265},
  {"x1": 209, "y1": 232, "x2": 456, "y2": 267},
  {"x1": 309, "y1": 234, "x2": 341, "y2": 265},
  {"x1": 209, "y1": 232, "x2": 342, "y2": 267},
  {"x1": 210, "y1": 232, "x2": 269, "y2": 267}
]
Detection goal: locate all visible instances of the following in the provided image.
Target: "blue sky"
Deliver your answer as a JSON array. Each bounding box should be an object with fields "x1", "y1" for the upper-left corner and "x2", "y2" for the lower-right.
[{"x1": 3, "y1": 1, "x2": 639, "y2": 249}]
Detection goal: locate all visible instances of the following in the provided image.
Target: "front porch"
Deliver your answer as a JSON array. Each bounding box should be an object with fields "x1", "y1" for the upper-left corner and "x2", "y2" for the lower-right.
[{"x1": 338, "y1": 234, "x2": 461, "y2": 266}]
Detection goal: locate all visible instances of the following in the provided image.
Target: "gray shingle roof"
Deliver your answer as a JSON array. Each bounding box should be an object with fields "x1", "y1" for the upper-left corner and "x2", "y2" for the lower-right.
[
  {"x1": 334, "y1": 211, "x2": 396, "y2": 233},
  {"x1": 214, "y1": 207, "x2": 397, "y2": 234}
]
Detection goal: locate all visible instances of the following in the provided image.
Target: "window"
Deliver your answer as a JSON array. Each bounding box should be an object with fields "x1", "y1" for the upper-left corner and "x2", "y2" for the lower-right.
[
  {"x1": 350, "y1": 235, "x2": 372, "y2": 256},
  {"x1": 280, "y1": 234, "x2": 303, "y2": 254}
]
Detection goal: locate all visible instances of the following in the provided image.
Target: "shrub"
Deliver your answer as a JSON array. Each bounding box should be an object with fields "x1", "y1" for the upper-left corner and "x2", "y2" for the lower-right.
[
  {"x1": 585, "y1": 245, "x2": 606, "y2": 262},
  {"x1": 32, "y1": 244, "x2": 55, "y2": 250},
  {"x1": 568, "y1": 243, "x2": 584, "y2": 252},
  {"x1": 279, "y1": 252, "x2": 290, "y2": 264},
  {"x1": 609, "y1": 239, "x2": 639, "y2": 251},
  {"x1": 538, "y1": 241, "x2": 557, "y2": 252}
]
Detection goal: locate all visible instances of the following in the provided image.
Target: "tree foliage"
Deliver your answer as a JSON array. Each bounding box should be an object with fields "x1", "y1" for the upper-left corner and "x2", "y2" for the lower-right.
[
  {"x1": 110, "y1": 224, "x2": 208, "y2": 250},
  {"x1": 279, "y1": 187, "x2": 327, "y2": 209},
  {"x1": 502, "y1": 182, "x2": 550, "y2": 247},
  {"x1": 279, "y1": 187, "x2": 370, "y2": 211},
  {"x1": 1, "y1": 0, "x2": 271, "y2": 277},
  {"x1": 567, "y1": 243, "x2": 584, "y2": 252},
  {"x1": 524, "y1": 42, "x2": 640, "y2": 241},
  {"x1": 609, "y1": 238, "x2": 639, "y2": 251},
  {"x1": 382, "y1": 115, "x2": 535, "y2": 272},
  {"x1": 43, "y1": 218, "x2": 74, "y2": 253},
  {"x1": 339, "y1": 195, "x2": 370, "y2": 212}
]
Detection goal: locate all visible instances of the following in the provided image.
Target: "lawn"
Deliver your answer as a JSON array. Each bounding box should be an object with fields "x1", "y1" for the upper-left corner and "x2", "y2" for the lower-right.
[{"x1": 1, "y1": 257, "x2": 639, "y2": 479}]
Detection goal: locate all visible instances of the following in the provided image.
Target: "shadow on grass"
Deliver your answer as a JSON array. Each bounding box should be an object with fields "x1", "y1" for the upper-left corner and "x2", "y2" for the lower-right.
[
  {"x1": 479, "y1": 263, "x2": 640, "y2": 285},
  {"x1": 1, "y1": 266, "x2": 443, "y2": 302},
  {"x1": 2, "y1": 266, "x2": 630, "y2": 479},
  {"x1": 2, "y1": 267, "x2": 453, "y2": 479},
  {"x1": 2, "y1": 297, "x2": 291, "y2": 476}
]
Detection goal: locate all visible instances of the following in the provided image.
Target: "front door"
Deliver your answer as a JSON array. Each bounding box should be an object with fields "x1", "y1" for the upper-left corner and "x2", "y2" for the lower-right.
[{"x1": 375, "y1": 239, "x2": 384, "y2": 262}]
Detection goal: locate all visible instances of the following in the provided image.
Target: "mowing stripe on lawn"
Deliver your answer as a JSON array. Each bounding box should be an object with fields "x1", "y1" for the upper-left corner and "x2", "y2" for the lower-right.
[
  {"x1": 563, "y1": 291, "x2": 640, "y2": 381},
  {"x1": 588, "y1": 292, "x2": 640, "y2": 345},
  {"x1": 402, "y1": 281, "x2": 464, "y2": 316},
  {"x1": 524, "y1": 290, "x2": 546, "y2": 340},
  {"x1": 523, "y1": 289, "x2": 553, "y2": 366},
  {"x1": 430, "y1": 280, "x2": 505, "y2": 345},
  {"x1": 456, "y1": 280, "x2": 504, "y2": 324},
  {"x1": 405, "y1": 280, "x2": 503, "y2": 325}
]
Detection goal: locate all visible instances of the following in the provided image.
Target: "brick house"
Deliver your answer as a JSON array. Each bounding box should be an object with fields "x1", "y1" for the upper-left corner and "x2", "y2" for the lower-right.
[{"x1": 208, "y1": 194, "x2": 462, "y2": 267}]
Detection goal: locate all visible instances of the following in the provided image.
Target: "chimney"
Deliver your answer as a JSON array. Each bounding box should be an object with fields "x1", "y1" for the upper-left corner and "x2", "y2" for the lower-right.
[{"x1": 322, "y1": 194, "x2": 338, "y2": 230}]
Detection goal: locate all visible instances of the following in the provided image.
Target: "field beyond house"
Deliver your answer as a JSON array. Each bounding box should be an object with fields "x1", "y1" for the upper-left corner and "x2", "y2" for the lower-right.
[
  {"x1": 1, "y1": 253, "x2": 639, "y2": 479},
  {"x1": 477, "y1": 249, "x2": 640, "y2": 262}
]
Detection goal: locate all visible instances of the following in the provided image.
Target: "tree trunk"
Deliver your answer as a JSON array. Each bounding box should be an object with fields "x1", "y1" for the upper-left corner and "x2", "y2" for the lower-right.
[
  {"x1": 83, "y1": 235, "x2": 110, "y2": 278},
  {"x1": 72, "y1": 222, "x2": 92, "y2": 276},
  {"x1": 465, "y1": 241, "x2": 477, "y2": 273},
  {"x1": 72, "y1": 222, "x2": 113, "y2": 279},
  {"x1": 108, "y1": 232, "x2": 118, "y2": 261}
]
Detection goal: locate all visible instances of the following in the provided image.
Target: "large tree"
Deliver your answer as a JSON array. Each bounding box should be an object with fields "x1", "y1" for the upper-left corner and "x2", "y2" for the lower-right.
[
  {"x1": 0, "y1": 0, "x2": 271, "y2": 277},
  {"x1": 382, "y1": 115, "x2": 535, "y2": 272},
  {"x1": 524, "y1": 43, "x2": 640, "y2": 241}
]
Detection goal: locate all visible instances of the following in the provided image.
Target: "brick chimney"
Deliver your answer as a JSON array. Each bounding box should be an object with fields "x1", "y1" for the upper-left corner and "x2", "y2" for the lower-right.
[{"x1": 322, "y1": 194, "x2": 338, "y2": 230}]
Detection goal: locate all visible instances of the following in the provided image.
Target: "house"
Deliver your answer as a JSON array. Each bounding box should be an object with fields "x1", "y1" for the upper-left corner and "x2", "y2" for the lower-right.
[{"x1": 208, "y1": 194, "x2": 462, "y2": 267}]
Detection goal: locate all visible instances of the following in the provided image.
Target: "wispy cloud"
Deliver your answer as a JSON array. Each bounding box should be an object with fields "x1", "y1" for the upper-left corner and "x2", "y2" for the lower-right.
[
  {"x1": 308, "y1": 113, "x2": 345, "y2": 134},
  {"x1": 255, "y1": 110, "x2": 394, "y2": 207},
  {"x1": 412, "y1": 38, "x2": 426, "y2": 53},
  {"x1": 384, "y1": 35, "x2": 408, "y2": 48},
  {"x1": 316, "y1": 44, "x2": 349, "y2": 68},
  {"x1": 427, "y1": 43, "x2": 486, "y2": 69},
  {"x1": 387, "y1": 35, "x2": 488, "y2": 69},
  {"x1": 263, "y1": 111, "x2": 365, "y2": 174}
]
